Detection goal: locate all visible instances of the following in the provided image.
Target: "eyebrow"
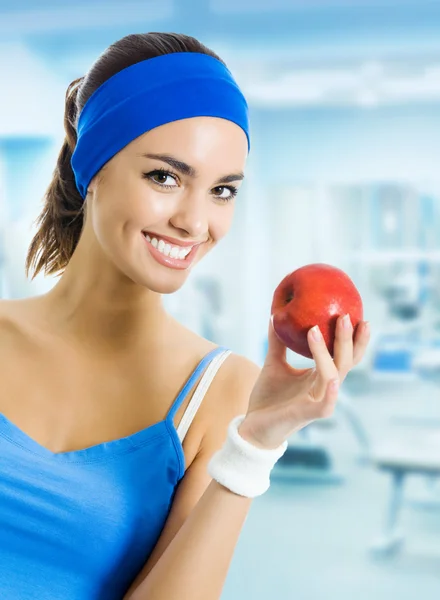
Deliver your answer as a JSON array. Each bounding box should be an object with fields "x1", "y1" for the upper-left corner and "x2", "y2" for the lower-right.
[{"x1": 138, "y1": 153, "x2": 245, "y2": 185}]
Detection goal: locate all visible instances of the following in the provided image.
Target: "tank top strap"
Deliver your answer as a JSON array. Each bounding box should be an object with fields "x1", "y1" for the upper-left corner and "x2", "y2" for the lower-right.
[
  {"x1": 166, "y1": 346, "x2": 230, "y2": 424},
  {"x1": 175, "y1": 348, "x2": 232, "y2": 443}
]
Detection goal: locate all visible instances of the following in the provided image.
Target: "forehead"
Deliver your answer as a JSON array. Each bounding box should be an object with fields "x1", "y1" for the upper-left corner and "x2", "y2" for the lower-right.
[{"x1": 126, "y1": 116, "x2": 248, "y2": 172}]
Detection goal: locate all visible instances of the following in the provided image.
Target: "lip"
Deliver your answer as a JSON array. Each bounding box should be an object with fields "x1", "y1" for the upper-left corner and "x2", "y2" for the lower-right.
[
  {"x1": 142, "y1": 231, "x2": 206, "y2": 248},
  {"x1": 142, "y1": 233, "x2": 202, "y2": 271}
]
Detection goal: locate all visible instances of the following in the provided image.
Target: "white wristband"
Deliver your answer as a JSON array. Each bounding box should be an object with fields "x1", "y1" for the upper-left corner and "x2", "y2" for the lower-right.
[{"x1": 207, "y1": 415, "x2": 288, "y2": 498}]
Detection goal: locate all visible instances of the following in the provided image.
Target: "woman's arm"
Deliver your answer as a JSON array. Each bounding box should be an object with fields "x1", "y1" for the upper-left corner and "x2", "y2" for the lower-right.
[
  {"x1": 125, "y1": 315, "x2": 370, "y2": 599},
  {"x1": 124, "y1": 355, "x2": 261, "y2": 600},
  {"x1": 126, "y1": 471, "x2": 252, "y2": 600}
]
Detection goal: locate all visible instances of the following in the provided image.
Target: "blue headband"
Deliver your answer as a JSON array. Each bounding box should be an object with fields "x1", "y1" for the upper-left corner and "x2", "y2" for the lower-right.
[{"x1": 71, "y1": 52, "x2": 250, "y2": 199}]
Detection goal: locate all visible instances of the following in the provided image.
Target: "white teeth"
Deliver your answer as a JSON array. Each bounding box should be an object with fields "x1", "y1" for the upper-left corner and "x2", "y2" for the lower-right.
[{"x1": 144, "y1": 234, "x2": 193, "y2": 260}]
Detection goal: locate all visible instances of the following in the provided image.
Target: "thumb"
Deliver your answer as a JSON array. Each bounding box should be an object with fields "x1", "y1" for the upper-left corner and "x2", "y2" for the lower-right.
[{"x1": 265, "y1": 315, "x2": 287, "y2": 364}]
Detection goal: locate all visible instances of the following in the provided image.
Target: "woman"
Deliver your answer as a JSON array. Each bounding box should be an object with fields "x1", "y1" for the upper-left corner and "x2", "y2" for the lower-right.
[{"x1": 0, "y1": 32, "x2": 370, "y2": 599}]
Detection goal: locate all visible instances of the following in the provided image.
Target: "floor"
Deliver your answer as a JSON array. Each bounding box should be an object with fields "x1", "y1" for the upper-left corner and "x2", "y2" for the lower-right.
[{"x1": 222, "y1": 375, "x2": 440, "y2": 600}]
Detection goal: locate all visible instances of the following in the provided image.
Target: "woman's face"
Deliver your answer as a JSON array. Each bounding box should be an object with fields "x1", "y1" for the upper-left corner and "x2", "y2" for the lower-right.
[{"x1": 84, "y1": 116, "x2": 248, "y2": 294}]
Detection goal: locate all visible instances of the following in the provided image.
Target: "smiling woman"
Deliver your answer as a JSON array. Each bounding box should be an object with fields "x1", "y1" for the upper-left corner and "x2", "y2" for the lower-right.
[
  {"x1": 0, "y1": 29, "x2": 370, "y2": 600},
  {"x1": 0, "y1": 31, "x2": 258, "y2": 600}
]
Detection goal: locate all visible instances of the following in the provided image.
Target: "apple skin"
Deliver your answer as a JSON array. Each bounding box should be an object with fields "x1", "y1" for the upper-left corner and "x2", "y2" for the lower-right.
[{"x1": 271, "y1": 263, "x2": 363, "y2": 359}]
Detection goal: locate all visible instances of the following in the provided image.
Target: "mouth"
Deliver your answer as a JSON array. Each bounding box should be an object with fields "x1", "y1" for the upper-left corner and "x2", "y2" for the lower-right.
[{"x1": 142, "y1": 232, "x2": 202, "y2": 270}]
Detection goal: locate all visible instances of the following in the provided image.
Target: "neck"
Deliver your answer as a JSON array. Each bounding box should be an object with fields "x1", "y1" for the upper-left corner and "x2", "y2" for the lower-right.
[{"x1": 42, "y1": 253, "x2": 171, "y2": 352}]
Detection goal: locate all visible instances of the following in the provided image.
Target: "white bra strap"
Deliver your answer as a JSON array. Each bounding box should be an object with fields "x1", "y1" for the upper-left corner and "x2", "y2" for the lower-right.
[{"x1": 176, "y1": 349, "x2": 232, "y2": 443}]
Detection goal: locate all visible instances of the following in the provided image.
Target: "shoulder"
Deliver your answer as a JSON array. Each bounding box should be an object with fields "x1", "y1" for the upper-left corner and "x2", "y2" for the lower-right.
[
  {"x1": 178, "y1": 324, "x2": 261, "y2": 417},
  {"x1": 174, "y1": 320, "x2": 261, "y2": 393},
  {"x1": 172, "y1": 321, "x2": 261, "y2": 445},
  {"x1": 0, "y1": 298, "x2": 41, "y2": 355},
  {"x1": 197, "y1": 349, "x2": 261, "y2": 454},
  {"x1": 172, "y1": 318, "x2": 261, "y2": 391},
  {"x1": 217, "y1": 351, "x2": 261, "y2": 405},
  {"x1": 0, "y1": 301, "x2": 28, "y2": 377},
  {"x1": 0, "y1": 297, "x2": 38, "y2": 327},
  {"x1": 0, "y1": 299, "x2": 22, "y2": 336}
]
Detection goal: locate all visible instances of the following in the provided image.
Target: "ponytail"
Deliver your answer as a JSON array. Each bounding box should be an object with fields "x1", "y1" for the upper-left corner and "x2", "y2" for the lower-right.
[{"x1": 25, "y1": 77, "x2": 85, "y2": 279}]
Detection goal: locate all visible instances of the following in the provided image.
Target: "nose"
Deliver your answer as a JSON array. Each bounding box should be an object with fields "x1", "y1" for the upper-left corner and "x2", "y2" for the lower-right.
[{"x1": 169, "y1": 190, "x2": 209, "y2": 239}]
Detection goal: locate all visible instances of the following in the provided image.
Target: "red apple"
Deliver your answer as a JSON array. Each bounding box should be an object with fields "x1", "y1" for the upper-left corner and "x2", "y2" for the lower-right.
[{"x1": 271, "y1": 263, "x2": 363, "y2": 359}]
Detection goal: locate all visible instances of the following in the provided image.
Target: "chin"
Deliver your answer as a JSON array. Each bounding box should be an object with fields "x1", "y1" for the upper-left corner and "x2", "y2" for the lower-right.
[
  {"x1": 142, "y1": 276, "x2": 188, "y2": 295},
  {"x1": 127, "y1": 266, "x2": 192, "y2": 295}
]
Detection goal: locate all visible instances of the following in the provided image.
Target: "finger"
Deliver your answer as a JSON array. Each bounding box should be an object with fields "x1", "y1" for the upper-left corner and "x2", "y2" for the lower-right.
[
  {"x1": 265, "y1": 315, "x2": 287, "y2": 365},
  {"x1": 304, "y1": 376, "x2": 340, "y2": 420},
  {"x1": 353, "y1": 320, "x2": 371, "y2": 365},
  {"x1": 319, "y1": 377, "x2": 340, "y2": 418},
  {"x1": 307, "y1": 325, "x2": 338, "y2": 400},
  {"x1": 333, "y1": 313, "x2": 354, "y2": 378}
]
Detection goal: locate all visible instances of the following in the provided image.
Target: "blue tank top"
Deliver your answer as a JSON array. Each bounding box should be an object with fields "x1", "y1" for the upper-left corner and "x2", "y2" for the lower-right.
[{"x1": 0, "y1": 346, "x2": 228, "y2": 599}]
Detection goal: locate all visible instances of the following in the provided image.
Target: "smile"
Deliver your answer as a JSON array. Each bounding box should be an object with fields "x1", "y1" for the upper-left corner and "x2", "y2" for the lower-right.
[
  {"x1": 142, "y1": 233, "x2": 201, "y2": 271},
  {"x1": 143, "y1": 234, "x2": 193, "y2": 259}
]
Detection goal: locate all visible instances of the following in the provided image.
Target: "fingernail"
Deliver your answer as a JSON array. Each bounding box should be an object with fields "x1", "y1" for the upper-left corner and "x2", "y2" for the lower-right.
[
  {"x1": 364, "y1": 321, "x2": 370, "y2": 334},
  {"x1": 311, "y1": 325, "x2": 322, "y2": 342},
  {"x1": 343, "y1": 313, "x2": 351, "y2": 329},
  {"x1": 330, "y1": 379, "x2": 340, "y2": 392}
]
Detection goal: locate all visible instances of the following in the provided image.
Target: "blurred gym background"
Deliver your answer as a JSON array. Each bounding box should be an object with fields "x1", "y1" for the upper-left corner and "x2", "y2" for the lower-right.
[{"x1": 1, "y1": 1, "x2": 440, "y2": 598}]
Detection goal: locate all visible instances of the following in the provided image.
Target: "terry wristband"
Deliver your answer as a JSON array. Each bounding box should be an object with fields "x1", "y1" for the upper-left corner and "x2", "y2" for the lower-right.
[{"x1": 207, "y1": 415, "x2": 288, "y2": 498}]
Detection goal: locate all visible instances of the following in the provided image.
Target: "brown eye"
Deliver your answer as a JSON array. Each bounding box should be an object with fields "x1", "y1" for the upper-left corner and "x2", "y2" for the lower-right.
[
  {"x1": 143, "y1": 169, "x2": 178, "y2": 188},
  {"x1": 152, "y1": 173, "x2": 169, "y2": 184},
  {"x1": 212, "y1": 185, "x2": 238, "y2": 203}
]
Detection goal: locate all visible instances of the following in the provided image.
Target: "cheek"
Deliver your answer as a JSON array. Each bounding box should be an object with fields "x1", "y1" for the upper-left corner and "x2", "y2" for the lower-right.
[
  {"x1": 90, "y1": 187, "x2": 135, "y2": 250},
  {"x1": 140, "y1": 192, "x2": 173, "y2": 221},
  {"x1": 124, "y1": 177, "x2": 182, "y2": 225},
  {"x1": 96, "y1": 179, "x2": 166, "y2": 234},
  {"x1": 209, "y1": 204, "x2": 235, "y2": 241}
]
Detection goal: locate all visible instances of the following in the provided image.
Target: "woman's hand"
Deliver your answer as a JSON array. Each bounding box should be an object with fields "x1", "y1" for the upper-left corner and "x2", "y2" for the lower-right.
[{"x1": 238, "y1": 314, "x2": 370, "y2": 450}]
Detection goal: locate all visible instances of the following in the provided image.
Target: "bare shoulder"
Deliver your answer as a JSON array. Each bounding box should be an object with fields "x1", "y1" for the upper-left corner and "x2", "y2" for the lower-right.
[
  {"x1": 176, "y1": 321, "x2": 261, "y2": 415},
  {"x1": 0, "y1": 298, "x2": 46, "y2": 357},
  {"x1": 187, "y1": 339, "x2": 262, "y2": 454},
  {"x1": 0, "y1": 301, "x2": 31, "y2": 381},
  {"x1": 0, "y1": 298, "x2": 15, "y2": 319},
  {"x1": 216, "y1": 351, "x2": 261, "y2": 405},
  {"x1": 172, "y1": 319, "x2": 261, "y2": 436},
  {"x1": 0, "y1": 299, "x2": 23, "y2": 337}
]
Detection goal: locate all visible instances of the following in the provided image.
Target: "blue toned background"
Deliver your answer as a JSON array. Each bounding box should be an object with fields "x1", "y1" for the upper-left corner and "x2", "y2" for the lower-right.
[{"x1": 1, "y1": 1, "x2": 440, "y2": 598}]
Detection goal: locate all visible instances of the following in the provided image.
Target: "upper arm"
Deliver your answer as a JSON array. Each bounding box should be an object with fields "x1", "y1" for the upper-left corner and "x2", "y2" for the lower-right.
[{"x1": 124, "y1": 353, "x2": 261, "y2": 597}]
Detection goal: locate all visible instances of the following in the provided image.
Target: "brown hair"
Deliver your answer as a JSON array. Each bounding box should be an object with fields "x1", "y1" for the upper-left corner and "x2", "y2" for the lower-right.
[{"x1": 25, "y1": 32, "x2": 225, "y2": 279}]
